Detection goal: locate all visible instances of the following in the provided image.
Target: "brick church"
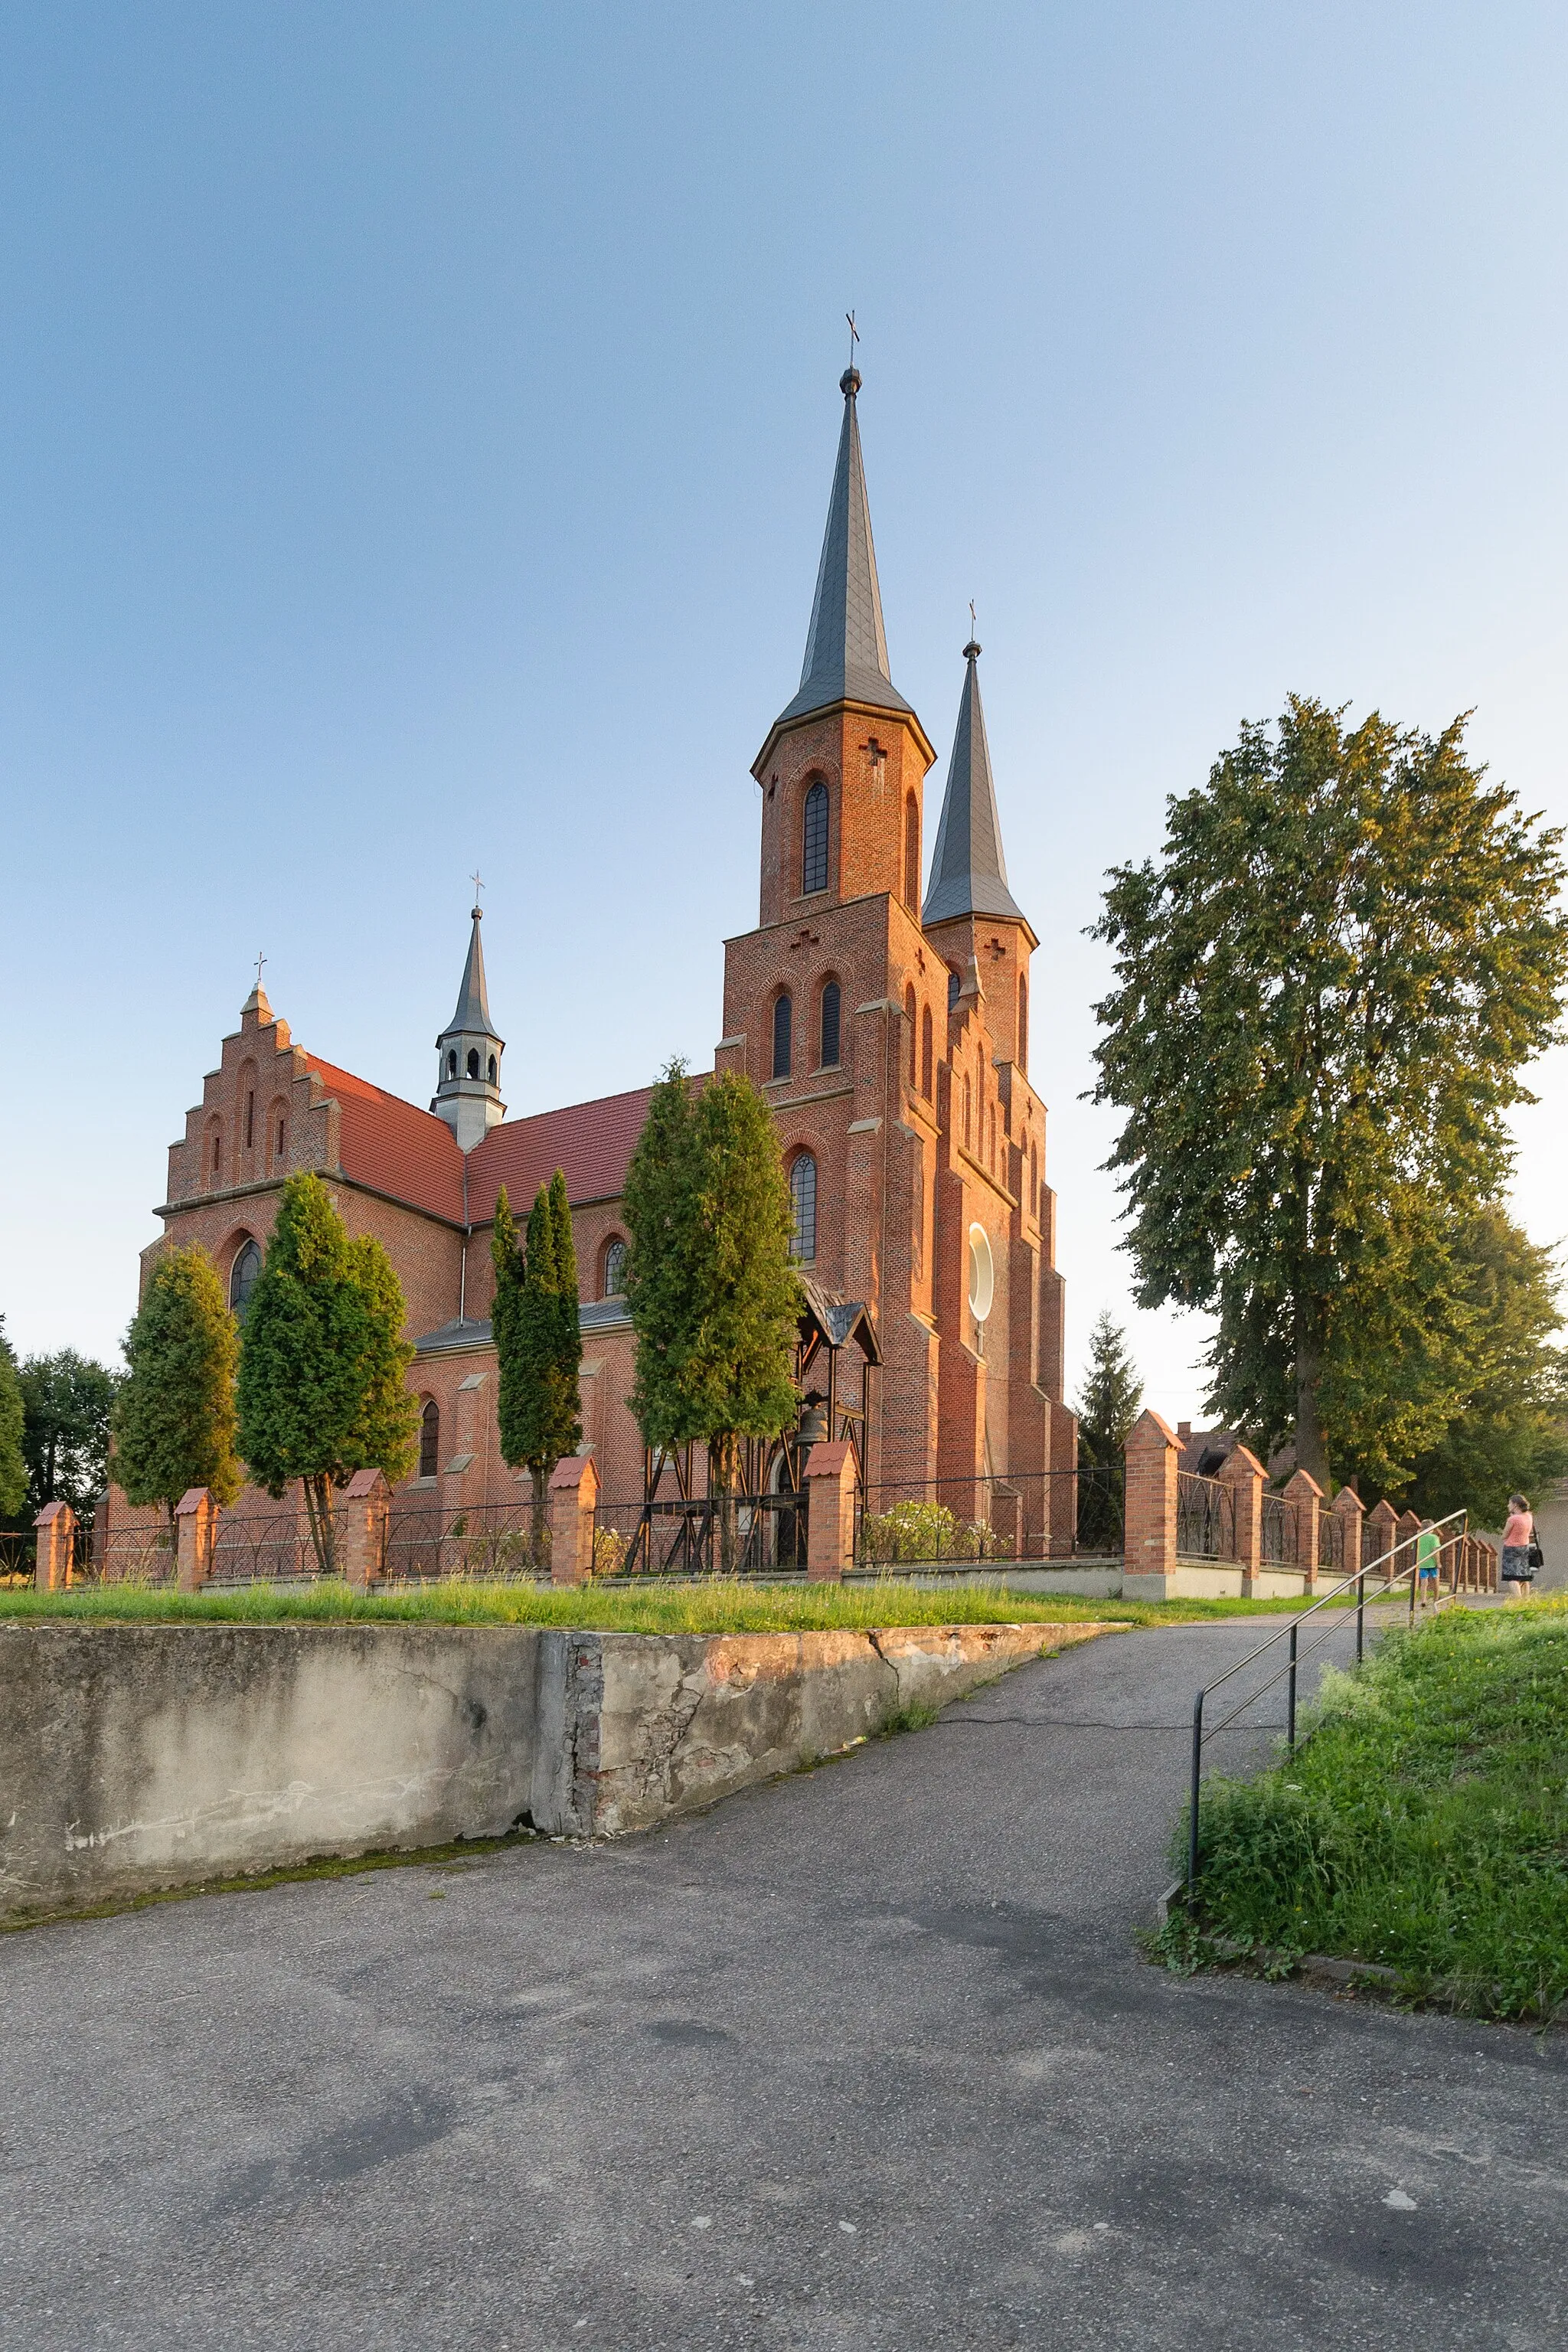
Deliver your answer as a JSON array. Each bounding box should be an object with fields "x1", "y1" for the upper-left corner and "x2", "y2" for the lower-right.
[{"x1": 113, "y1": 368, "x2": 1074, "y2": 1540}]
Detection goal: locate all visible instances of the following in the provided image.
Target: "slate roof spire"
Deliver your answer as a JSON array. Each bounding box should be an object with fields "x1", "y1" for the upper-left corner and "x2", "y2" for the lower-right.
[
  {"x1": 433, "y1": 900, "x2": 506, "y2": 1153},
  {"x1": 446, "y1": 902, "x2": 494, "y2": 1037},
  {"x1": 922, "y1": 639, "x2": 1027, "y2": 928},
  {"x1": 770, "y1": 368, "x2": 916, "y2": 733}
]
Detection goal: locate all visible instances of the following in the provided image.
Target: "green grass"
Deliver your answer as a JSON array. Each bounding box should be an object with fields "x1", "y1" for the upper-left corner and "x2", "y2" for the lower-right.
[
  {"x1": 0, "y1": 1577, "x2": 1374, "y2": 1635},
  {"x1": 1181, "y1": 1598, "x2": 1568, "y2": 2022}
]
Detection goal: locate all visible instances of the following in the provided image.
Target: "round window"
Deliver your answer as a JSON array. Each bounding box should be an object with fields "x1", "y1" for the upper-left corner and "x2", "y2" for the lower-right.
[{"x1": 966, "y1": 1223, "x2": 994, "y2": 1324}]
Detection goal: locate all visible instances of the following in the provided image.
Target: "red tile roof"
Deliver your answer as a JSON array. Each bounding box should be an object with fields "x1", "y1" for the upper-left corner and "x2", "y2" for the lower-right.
[
  {"x1": 305, "y1": 1057, "x2": 466, "y2": 1223},
  {"x1": 304, "y1": 1060, "x2": 682, "y2": 1228},
  {"x1": 466, "y1": 1084, "x2": 663, "y2": 1223}
]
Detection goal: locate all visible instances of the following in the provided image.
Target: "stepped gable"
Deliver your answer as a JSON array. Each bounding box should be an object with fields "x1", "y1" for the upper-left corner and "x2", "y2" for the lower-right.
[
  {"x1": 466, "y1": 1081, "x2": 685, "y2": 1222},
  {"x1": 303, "y1": 1055, "x2": 466, "y2": 1223}
]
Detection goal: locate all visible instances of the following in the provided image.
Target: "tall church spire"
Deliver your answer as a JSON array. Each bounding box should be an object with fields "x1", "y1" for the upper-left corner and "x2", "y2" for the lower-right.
[
  {"x1": 770, "y1": 368, "x2": 916, "y2": 734},
  {"x1": 432, "y1": 902, "x2": 505, "y2": 1152},
  {"x1": 923, "y1": 639, "x2": 1027, "y2": 927}
]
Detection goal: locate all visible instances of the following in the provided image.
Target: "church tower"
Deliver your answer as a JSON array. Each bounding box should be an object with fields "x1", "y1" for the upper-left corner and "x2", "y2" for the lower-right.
[
  {"x1": 431, "y1": 903, "x2": 505, "y2": 1151},
  {"x1": 923, "y1": 638, "x2": 1038, "y2": 1073},
  {"x1": 750, "y1": 367, "x2": 937, "y2": 923}
]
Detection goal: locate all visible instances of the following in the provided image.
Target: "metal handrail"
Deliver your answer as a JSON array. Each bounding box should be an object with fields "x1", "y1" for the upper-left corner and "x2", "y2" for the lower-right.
[{"x1": 1185, "y1": 1508, "x2": 1468, "y2": 1889}]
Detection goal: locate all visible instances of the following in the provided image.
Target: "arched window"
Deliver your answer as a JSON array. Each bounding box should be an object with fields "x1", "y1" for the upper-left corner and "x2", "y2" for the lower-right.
[
  {"x1": 230, "y1": 1237, "x2": 262, "y2": 1318},
  {"x1": 920, "y1": 1006, "x2": 933, "y2": 1100},
  {"x1": 789, "y1": 1152, "x2": 818, "y2": 1264},
  {"x1": 948, "y1": 966, "x2": 962, "y2": 1012},
  {"x1": 772, "y1": 992, "x2": 792, "y2": 1080},
  {"x1": 903, "y1": 792, "x2": 920, "y2": 911},
  {"x1": 820, "y1": 980, "x2": 841, "y2": 1070},
  {"x1": 210, "y1": 1129, "x2": 222, "y2": 1179},
  {"x1": 245, "y1": 1090, "x2": 256, "y2": 1151},
  {"x1": 913, "y1": 1155, "x2": 925, "y2": 1279},
  {"x1": 275, "y1": 1116, "x2": 286, "y2": 1164},
  {"x1": 603, "y1": 1238, "x2": 627, "y2": 1298},
  {"x1": 466, "y1": 1047, "x2": 480, "y2": 1080},
  {"x1": 419, "y1": 1398, "x2": 439, "y2": 1481},
  {"x1": 487, "y1": 1054, "x2": 497, "y2": 1085},
  {"x1": 1017, "y1": 972, "x2": 1028, "y2": 1073},
  {"x1": 989, "y1": 1102, "x2": 998, "y2": 1171},
  {"x1": 802, "y1": 780, "x2": 829, "y2": 896},
  {"x1": 446, "y1": 1050, "x2": 457, "y2": 1080},
  {"x1": 962, "y1": 1076, "x2": 972, "y2": 1150},
  {"x1": 904, "y1": 984, "x2": 917, "y2": 1083}
]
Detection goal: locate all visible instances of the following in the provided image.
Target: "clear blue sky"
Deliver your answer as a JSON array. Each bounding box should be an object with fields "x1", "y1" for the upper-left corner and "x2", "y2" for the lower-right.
[{"x1": 4, "y1": 2, "x2": 1566, "y2": 1423}]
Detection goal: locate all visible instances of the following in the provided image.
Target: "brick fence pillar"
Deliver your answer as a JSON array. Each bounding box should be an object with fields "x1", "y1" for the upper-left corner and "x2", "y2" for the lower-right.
[
  {"x1": 1332, "y1": 1486, "x2": 1365, "y2": 1584},
  {"x1": 549, "y1": 1455, "x2": 599, "y2": 1586},
  {"x1": 1365, "y1": 1498, "x2": 1400, "y2": 1581},
  {"x1": 1123, "y1": 1410, "x2": 1180, "y2": 1589},
  {"x1": 803, "y1": 1440, "x2": 857, "y2": 1582},
  {"x1": 175, "y1": 1488, "x2": 218, "y2": 1592},
  {"x1": 1395, "y1": 1508, "x2": 1422, "y2": 1583},
  {"x1": 340, "y1": 1468, "x2": 390, "y2": 1589},
  {"x1": 34, "y1": 1501, "x2": 75, "y2": 1592},
  {"x1": 1284, "y1": 1468, "x2": 1322, "y2": 1591},
  {"x1": 1219, "y1": 1444, "x2": 1266, "y2": 1594}
]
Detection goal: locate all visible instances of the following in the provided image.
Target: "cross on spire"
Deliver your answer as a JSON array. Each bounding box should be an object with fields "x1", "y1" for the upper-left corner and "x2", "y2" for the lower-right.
[
  {"x1": 469, "y1": 869, "x2": 484, "y2": 913},
  {"x1": 253, "y1": 951, "x2": 267, "y2": 988},
  {"x1": 846, "y1": 308, "x2": 859, "y2": 371}
]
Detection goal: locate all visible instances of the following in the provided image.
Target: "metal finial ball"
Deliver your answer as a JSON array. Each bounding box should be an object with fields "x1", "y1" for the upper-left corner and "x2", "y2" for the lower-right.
[
  {"x1": 840, "y1": 366, "x2": 862, "y2": 397},
  {"x1": 963, "y1": 639, "x2": 982, "y2": 660}
]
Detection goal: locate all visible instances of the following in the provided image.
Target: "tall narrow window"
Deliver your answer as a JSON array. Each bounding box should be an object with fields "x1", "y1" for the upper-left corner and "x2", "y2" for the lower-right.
[
  {"x1": 603, "y1": 1238, "x2": 627, "y2": 1298},
  {"x1": 948, "y1": 966, "x2": 961, "y2": 1012},
  {"x1": 276, "y1": 1117, "x2": 286, "y2": 1162},
  {"x1": 820, "y1": 980, "x2": 841, "y2": 1070},
  {"x1": 211, "y1": 1131, "x2": 222, "y2": 1178},
  {"x1": 789, "y1": 1152, "x2": 818, "y2": 1264},
  {"x1": 913, "y1": 1156, "x2": 925, "y2": 1279},
  {"x1": 487, "y1": 1054, "x2": 497, "y2": 1084},
  {"x1": 962, "y1": 1076, "x2": 972, "y2": 1149},
  {"x1": 989, "y1": 1102, "x2": 998, "y2": 1171},
  {"x1": 1018, "y1": 972, "x2": 1028, "y2": 1073},
  {"x1": 446, "y1": 1050, "x2": 458, "y2": 1080},
  {"x1": 903, "y1": 792, "x2": 920, "y2": 911},
  {"x1": 419, "y1": 1398, "x2": 439, "y2": 1480},
  {"x1": 802, "y1": 780, "x2": 829, "y2": 895},
  {"x1": 245, "y1": 1090, "x2": 255, "y2": 1150},
  {"x1": 904, "y1": 984, "x2": 917, "y2": 1083},
  {"x1": 1030, "y1": 1142, "x2": 1039, "y2": 1223},
  {"x1": 229, "y1": 1237, "x2": 262, "y2": 1317},
  {"x1": 772, "y1": 992, "x2": 792, "y2": 1080},
  {"x1": 920, "y1": 1006, "x2": 933, "y2": 1100},
  {"x1": 466, "y1": 1047, "x2": 480, "y2": 1080}
]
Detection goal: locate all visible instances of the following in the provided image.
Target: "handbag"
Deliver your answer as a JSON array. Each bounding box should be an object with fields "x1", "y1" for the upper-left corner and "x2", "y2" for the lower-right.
[{"x1": 1528, "y1": 1538, "x2": 1545, "y2": 1572}]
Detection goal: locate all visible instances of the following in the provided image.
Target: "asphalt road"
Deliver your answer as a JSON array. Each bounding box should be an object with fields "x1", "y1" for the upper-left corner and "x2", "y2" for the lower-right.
[{"x1": 3, "y1": 1613, "x2": 1563, "y2": 2351}]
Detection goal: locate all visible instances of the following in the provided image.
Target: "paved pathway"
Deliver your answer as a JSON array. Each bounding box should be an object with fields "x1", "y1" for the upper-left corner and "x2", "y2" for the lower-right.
[{"x1": 2, "y1": 1615, "x2": 1563, "y2": 2350}]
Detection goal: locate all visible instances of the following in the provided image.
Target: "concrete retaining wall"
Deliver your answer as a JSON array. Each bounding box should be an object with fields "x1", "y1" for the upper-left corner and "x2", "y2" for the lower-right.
[{"x1": 0, "y1": 1619, "x2": 1116, "y2": 1922}]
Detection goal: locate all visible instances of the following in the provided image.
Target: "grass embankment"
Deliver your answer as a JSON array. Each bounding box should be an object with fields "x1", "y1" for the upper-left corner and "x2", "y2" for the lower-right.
[
  {"x1": 1178, "y1": 1599, "x2": 1568, "y2": 2022},
  {"x1": 0, "y1": 1579, "x2": 1352, "y2": 1635}
]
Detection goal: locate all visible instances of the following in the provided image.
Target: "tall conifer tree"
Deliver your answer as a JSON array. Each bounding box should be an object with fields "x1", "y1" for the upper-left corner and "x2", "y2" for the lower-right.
[
  {"x1": 112, "y1": 1248, "x2": 242, "y2": 1533},
  {"x1": 0, "y1": 1318, "x2": 28, "y2": 1524},
  {"x1": 624, "y1": 1063, "x2": 799, "y2": 1554},
  {"x1": 492, "y1": 1172, "x2": 583, "y2": 1550},
  {"x1": 237, "y1": 1174, "x2": 416, "y2": 1573}
]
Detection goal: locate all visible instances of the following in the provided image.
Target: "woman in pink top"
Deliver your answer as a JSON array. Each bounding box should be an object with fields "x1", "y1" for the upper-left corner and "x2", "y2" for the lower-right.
[{"x1": 1501, "y1": 1494, "x2": 1535, "y2": 1598}]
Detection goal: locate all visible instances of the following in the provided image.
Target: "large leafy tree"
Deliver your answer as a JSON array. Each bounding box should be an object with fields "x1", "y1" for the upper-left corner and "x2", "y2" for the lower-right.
[
  {"x1": 0, "y1": 1318, "x2": 27, "y2": 1524},
  {"x1": 1092, "y1": 696, "x2": 1568, "y2": 1486},
  {"x1": 1390, "y1": 1207, "x2": 1568, "y2": 1525},
  {"x1": 492, "y1": 1172, "x2": 583, "y2": 1544},
  {"x1": 237, "y1": 1174, "x2": 417, "y2": 1573},
  {"x1": 623, "y1": 1063, "x2": 799, "y2": 1521},
  {"x1": 112, "y1": 1249, "x2": 242, "y2": 1531},
  {"x1": 20, "y1": 1350, "x2": 119, "y2": 1517}
]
